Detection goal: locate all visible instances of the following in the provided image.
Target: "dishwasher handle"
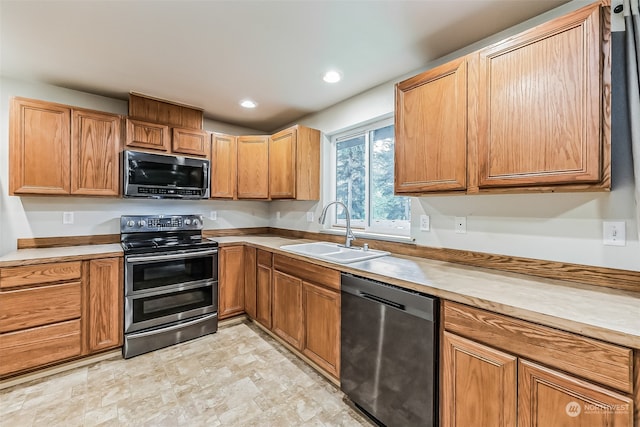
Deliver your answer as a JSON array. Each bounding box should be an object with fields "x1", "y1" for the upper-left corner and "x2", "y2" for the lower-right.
[{"x1": 360, "y1": 292, "x2": 405, "y2": 311}]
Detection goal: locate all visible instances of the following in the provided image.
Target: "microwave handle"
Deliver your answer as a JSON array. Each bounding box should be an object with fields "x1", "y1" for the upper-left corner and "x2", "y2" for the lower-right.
[{"x1": 126, "y1": 249, "x2": 218, "y2": 263}]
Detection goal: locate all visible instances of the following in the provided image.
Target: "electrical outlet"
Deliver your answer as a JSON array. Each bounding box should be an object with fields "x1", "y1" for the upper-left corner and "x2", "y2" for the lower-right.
[
  {"x1": 63, "y1": 212, "x2": 74, "y2": 224},
  {"x1": 420, "y1": 215, "x2": 430, "y2": 231},
  {"x1": 209, "y1": 211, "x2": 217, "y2": 221},
  {"x1": 276, "y1": 211, "x2": 281, "y2": 220},
  {"x1": 306, "y1": 212, "x2": 314, "y2": 222},
  {"x1": 454, "y1": 216, "x2": 466, "y2": 234},
  {"x1": 603, "y1": 221, "x2": 625, "y2": 246}
]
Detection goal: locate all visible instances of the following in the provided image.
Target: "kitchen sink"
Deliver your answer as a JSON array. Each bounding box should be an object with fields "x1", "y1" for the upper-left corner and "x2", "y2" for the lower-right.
[{"x1": 280, "y1": 242, "x2": 390, "y2": 264}]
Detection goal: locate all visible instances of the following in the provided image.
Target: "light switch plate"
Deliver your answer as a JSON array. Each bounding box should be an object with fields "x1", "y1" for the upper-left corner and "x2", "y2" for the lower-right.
[
  {"x1": 306, "y1": 212, "x2": 314, "y2": 222},
  {"x1": 603, "y1": 221, "x2": 625, "y2": 246},
  {"x1": 455, "y1": 216, "x2": 466, "y2": 234},
  {"x1": 420, "y1": 215, "x2": 430, "y2": 231},
  {"x1": 209, "y1": 211, "x2": 217, "y2": 221}
]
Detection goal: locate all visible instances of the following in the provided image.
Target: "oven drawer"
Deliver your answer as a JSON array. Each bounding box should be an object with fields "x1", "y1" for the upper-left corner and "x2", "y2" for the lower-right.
[{"x1": 0, "y1": 282, "x2": 82, "y2": 333}]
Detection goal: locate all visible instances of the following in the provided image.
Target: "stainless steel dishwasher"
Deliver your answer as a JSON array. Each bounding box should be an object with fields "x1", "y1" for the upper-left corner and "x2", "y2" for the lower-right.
[{"x1": 341, "y1": 273, "x2": 438, "y2": 427}]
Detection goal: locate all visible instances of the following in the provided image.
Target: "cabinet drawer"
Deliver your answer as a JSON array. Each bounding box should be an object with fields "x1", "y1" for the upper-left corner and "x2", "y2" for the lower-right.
[
  {"x1": 0, "y1": 261, "x2": 82, "y2": 289},
  {"x1": 257, "y1": 249, "x2": 272, "y2": 267},
  {"x1": 443, "y1": 301, "x2": 633, "y2": 393},
  {"x1": 0, "y1": 282, "x2": 81, "y2": 333},
  {"x1": 0, "y1": 319, "x2": 82, "y2": 376},
  {"x1": 273, "y1": 254, "x2": 340, "y2": 291}
]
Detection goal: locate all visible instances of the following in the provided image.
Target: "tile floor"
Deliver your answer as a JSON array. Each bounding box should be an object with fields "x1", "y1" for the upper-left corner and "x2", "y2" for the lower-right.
[{"x1": 1, "y1": 321, "x2": 373, "y2": 426}]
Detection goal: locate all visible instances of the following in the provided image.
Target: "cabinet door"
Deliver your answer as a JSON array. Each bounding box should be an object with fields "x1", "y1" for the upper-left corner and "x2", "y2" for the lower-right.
[
  {"x1": 219, "y1": 246, "x2": 245, "y2": 319},
  {"x1": 475, "y1": 4, "x2": 602, "y2": 188},
  {"x1": 272, "y1": 270, "x2": 303, "y2": 350},
  {"x1": 125, "y1": 118, "x2": 170, "y2": 151},
  {"x1": 71, "y1": 109, "x2": 121, "y2": 196},
  {"x1": 87, "y1": 258, "x2": 122, "y2": 352},
  {"x1": 518, "y1": 359, "x2": 633, "y2": 427},
  {"x1": 395, "y1": 57, "x2": 467, "y2": 194},
  {"x1": 237, "y1": 136, "x2": 269, "y2": 199},
  {"x1": 302, "y1": 281, "x2": 340, "y2": 378},
  {"x1": 441, "y1": 332, "x2": 517, "y2": 427},
  {"x1": 256, "y1": 250, "x2": 273, "y2": 329},
  {"x1": 269, "y1": 127, "x2": 296, "y2": 199},
  {"x1": 172, "y1": 127, "x2": 208, "y2": 157},
  {"x1": 210, "y1": 132, "x2": 237, "y2": 199},
  {"x1": 244, "y1": 247, "x2": 257, "y2": 320},
  {"x1": 10, "y1": 97, "x2": 71, "y2": 195}
]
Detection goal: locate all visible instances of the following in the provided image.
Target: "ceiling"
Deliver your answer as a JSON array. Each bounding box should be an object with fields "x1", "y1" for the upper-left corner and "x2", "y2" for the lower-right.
[{"x1": 1, "y1": 0, "x2": 571, "y2": 133}]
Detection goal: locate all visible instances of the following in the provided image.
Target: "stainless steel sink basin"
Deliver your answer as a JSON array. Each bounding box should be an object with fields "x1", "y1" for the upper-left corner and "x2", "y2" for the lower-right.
[{"x1": 280, "y1": 242, "x2": 390, "y2": 264}]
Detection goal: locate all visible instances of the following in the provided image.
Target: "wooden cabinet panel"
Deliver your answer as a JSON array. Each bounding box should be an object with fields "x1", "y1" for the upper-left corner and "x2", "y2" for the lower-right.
[
  {"x1": 303, "y1": 282, "x2": 340, "y2": 378},
  {"x1": 172, "y1": 127, "x2": 208, "y2": 157},
  {"x1": 443, "y1": 301, "x2": 633, "y2": 393},
  {"x1": 272, "y1": 270, "x2": 303, "y2": 350},
  {"x1": 441, "y1": 331, "x2": 517, "y2": 427},
  {"x1": 293, "y1": 126, "x2": 321, "y2": 201},
  {"x1": 10, "y1": 97, "x2": 71, "y2": 195},
  {"x1": 219, "y1": 246, "x2": 245, "y2": 319},
  {"x1": 518, "y1": 359, "x2": 633, "y2": 427},
  {"x1": 395, "y1": 57, "x2": 467, "y2": 193},
  {"x1": 71, "y1": 109, "x2": 121, "y2": 196},
  {"x1": 129, "y1": 93, "x2": 203, "y2": 130},
  {"x1": 87, "y1": 258, "x2": 122, "y2": 352},
  {"x1": 269, "y1": 127, "x2": 297, "y2": 199},
  {"x1": 475, "y1": 4, "x2": 602, "y2": 188},
  {"x1": 0, "y1": 261, "x2": 82, "y2": 289},
  {"x1": 237, "y1": 135, "x2": 269, "y2": 199},
  {"x1": 125, "y1": 118, "x2": 170, "y2": 151},
  {"x1": 244, "y1": 247, "x2": 257, "y2": 320},
  {"x1": 210, "y1": 132, "x2": 237, "y2": 199},
  {"x1": 273, "y1": 254, "x2": 340, "y2": 291},
  {"x1": 0, "y1": 320, "x2": 82, "y2": 376},
  {"x1": 256, "y1": 263, "x2": 273, "y2": 329},
  {"x1": 0, "y1": 282, "x2": 81, "y2": 333}
]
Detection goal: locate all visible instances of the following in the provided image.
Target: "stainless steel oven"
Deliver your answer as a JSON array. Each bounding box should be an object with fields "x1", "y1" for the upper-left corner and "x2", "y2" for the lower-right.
[{"x1": 121, "y1": 214, "x2": 218, "y2": 358}]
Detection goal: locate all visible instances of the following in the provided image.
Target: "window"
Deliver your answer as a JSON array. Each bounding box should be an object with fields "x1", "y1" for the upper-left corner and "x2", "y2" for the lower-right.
[{"x1": 331, "y1": 118, "x2": 410, "y2": 237}]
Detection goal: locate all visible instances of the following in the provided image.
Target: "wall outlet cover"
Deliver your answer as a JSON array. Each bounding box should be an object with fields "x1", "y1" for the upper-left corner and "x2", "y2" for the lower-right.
[
  {"x1": 603, "y1": 221, "x2": 625, "y2": 246},
  {"x1": 455, "y1": 216, "x2": 467, "y2": 234},
  {"x1": 306, "y1": 212, "x2": 314, "y2": 222},
  {"x1": 209, "y1": 211, "x2": 217, "y2": 221},
  {"x1": 420, "y1": 215, "x2": 430, "y2": 231},
  {"x1": 63, "y1": 212, "x2": 74, "y2": 224}
]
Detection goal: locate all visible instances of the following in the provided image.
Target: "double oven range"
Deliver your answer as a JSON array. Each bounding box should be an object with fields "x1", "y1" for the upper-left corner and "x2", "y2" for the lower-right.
[{"x1": 121, "y1": 214, "x2": 218, "y2": 359}]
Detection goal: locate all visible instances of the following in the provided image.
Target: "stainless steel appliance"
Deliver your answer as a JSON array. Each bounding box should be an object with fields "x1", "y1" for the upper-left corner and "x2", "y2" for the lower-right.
[
  {"x1": 340, "y1": 273, "x2": 438, "y2": 427},
  {"x1": 121, "y1": 214, "x2": 218, "y2": 358},
  {"x1": 123, "y1": 150, "x2": 210, "y2": 199}
]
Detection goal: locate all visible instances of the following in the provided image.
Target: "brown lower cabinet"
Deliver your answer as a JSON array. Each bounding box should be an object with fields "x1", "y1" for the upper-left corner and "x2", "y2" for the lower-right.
[
  {"x1": 255, "y1": 250, "x2": 273, "y2": 329},
  {"x1": 0, "y1": 257, "x2": 123, "y2": 377},
  {"x1": 441, "y1": 301, "x2": 635, "y2": 426},
  {"x1": 218, "y1": 246, "x2": 246, "y2": 319}
]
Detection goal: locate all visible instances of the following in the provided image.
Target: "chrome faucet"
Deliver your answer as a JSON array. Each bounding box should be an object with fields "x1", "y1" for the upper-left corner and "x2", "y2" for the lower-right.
[{"x1": 318, "y1": 201, "x2": 356, "y2": 248}]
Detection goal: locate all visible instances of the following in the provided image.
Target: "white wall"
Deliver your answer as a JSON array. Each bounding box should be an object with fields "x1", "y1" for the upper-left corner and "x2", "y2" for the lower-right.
[
  {"x1": 0, "y1": 77, "x2": 269, "y2": 255},
  {"x1": 269, "y1": 0, "x2": 640, "y2": 272}
]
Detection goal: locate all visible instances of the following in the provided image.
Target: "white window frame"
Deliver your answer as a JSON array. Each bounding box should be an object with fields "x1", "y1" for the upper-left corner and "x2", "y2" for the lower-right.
[{"x1": 326, "y1": 115, "x2": 411, "y2": 240}]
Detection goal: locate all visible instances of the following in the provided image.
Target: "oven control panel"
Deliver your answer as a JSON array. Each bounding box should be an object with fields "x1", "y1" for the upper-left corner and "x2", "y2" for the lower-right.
[{"x1": 120, "y1": 214, "x2": 203, "y2": 232}]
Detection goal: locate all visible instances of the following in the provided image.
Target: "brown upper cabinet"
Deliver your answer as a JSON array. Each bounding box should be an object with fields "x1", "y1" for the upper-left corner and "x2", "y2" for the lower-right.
[
  {"x1": 395, "y1": 56, "x2": 468, "y2": 194},
  {"x1": 395, "y1": 3, "x2": 610, "y2": 195},
  {"x1": 237, "y1": 135, "x2": 270, "y2": 199},
  {"x1": 269, "y1": 125, "x2": 321, "y2": 200},
  {"x1": 10, "y1": 97, "x2": 121, "y2": 197},
  {"x1": 171, "y1": 127, "x2": 208, "y2": 157},
  {"x1": 125, "y1": 118, "x2": 170, "y2": 152},
  {"x1": 210, "y1": 132, "x2": 238, "y2": 199}
]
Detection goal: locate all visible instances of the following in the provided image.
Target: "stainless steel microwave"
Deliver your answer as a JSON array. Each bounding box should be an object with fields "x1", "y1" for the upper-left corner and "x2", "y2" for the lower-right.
[{"x1": 123, "y1": 150, "x2": 210, "y2": 199}]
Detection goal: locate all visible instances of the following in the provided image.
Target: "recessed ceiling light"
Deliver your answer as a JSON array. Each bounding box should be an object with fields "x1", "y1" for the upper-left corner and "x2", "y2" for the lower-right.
[
  {"x1": 240, "y1": 99, "x2": 257, "y2": 109},
  {"x1": 323, "y1": 70, "x2": 342, "y2": 83}
]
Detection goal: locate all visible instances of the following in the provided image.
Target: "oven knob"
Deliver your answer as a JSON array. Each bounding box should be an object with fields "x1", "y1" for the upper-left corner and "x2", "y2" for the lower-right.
[
  {"x1": 184, "y1": 219, "x2": 191, "y2": 225},
  {"x1": 192, "y1": 219, "x2": 200, "y2": 227},
  {"x1": 126, "y1": 220, "x2": 135, "y2": 227},
  {"x1": 137, "y1": 220, "x2": 146, "y2": 227}
]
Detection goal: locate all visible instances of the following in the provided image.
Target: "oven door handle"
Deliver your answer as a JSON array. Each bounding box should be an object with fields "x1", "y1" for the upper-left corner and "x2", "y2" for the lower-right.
[{"x1": 126, "y1": 249, "x2": 218, "y2": 263}]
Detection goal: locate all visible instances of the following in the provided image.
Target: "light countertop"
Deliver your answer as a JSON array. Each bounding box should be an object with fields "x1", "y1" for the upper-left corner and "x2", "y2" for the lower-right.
[{"x1": 1, "y1": 236, "x2": 638, "y2": 349}]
